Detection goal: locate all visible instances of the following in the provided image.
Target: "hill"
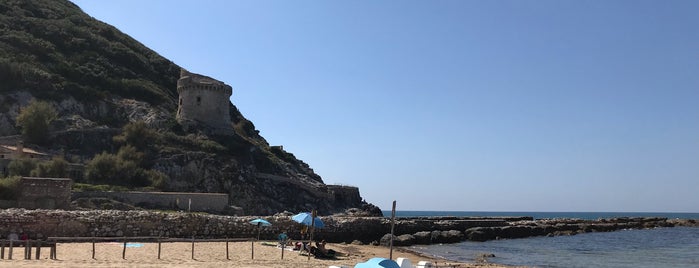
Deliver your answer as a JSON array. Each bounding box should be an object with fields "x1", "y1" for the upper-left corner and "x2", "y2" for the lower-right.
[{"x1": 0, "y1": 0, "x2": 380, "y2": 216}]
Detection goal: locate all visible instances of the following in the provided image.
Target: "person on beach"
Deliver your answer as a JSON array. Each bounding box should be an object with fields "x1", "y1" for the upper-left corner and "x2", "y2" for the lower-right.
[
  {"x1": 7, "y1": 230, "x2": 18, "y2": 241},
  {"x1": 278, "y1": 231, "x2": 290, "y2": 246},
  {"x1": 300, "y1": 225, "x2": 307, "y2": 240},
  {"x1": 316, "y1": 240, "x2": 336, "y2": 256}
]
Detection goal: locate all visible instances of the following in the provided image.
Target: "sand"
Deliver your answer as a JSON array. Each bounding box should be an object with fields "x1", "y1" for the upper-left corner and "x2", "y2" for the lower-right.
[{"x1": 0, "y1": 240, "x2": 513, "y2": 267}]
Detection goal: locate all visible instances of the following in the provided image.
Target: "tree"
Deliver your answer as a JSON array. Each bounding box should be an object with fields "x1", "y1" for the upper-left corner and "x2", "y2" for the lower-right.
[
  {"x1": 84, "y1": 152, "x2": 119, "y2": 185},
  {"x1": 8, "y1": 158, "x2": 37, "y2": 177},
  {"x1": 113, "y1": 121, "x2": 157, "y2": 150},
  {"x1": 30, "y1": 157, "x2": 68, "y2": 178},
  {"x1": 84, "y1": 147, "x2": 163, "y2": 188},
  {"x1": 15, "y1": 100, "x2": 57, "y2": 145}
]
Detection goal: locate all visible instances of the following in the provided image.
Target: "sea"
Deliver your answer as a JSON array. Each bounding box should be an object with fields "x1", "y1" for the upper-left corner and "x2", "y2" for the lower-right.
[{"x1": 383, "y1": 211, "x2": 699, "y2": 268}]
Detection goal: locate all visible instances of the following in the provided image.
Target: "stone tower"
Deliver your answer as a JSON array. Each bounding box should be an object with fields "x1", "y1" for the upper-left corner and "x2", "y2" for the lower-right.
[{"x1": 176, "y1": 69, "x2": 233, "y2": 134}]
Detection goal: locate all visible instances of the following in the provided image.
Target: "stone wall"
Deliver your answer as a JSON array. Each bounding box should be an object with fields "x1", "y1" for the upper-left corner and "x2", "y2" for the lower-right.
[
  {"x1": 0, "y1": 209, "x2": 691, "y2": 244},
  {"x1": 18, "y1": 177, "x2": 72, "y2": 209},
  {"x1": 72, "y1": 191, "x2": 229, "y2": 213},
  {"x1": 0, "y1": 209, "x2": 510, "y2": 243}
]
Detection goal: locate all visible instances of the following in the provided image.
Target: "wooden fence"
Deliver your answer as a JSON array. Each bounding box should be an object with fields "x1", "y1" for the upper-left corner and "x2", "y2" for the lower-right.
[
  {"x1": 45, "y1": 236, "x2": 257, "y2": 260},
  {"x1": 0, "y1": 239, "x2": 57, "y2": 260}
]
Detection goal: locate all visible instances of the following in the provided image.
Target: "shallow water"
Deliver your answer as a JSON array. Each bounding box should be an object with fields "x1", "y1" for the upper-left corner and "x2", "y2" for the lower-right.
[{"x1": 414, "y1": 227, "x2": 699, "y2": 268}]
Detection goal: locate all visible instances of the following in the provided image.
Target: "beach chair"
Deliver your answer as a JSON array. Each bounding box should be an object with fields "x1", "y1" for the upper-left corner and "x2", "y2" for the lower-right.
[
  {"x1": 415, "y1": 261, "x2": 434, "y2": 268},
  {"x1": 396, "y1": 257, "x2": 414, "y2": 268}
]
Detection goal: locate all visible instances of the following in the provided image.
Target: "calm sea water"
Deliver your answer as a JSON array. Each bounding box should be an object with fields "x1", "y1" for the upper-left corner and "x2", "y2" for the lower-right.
[
  {"x1": 382, "y1": 210, "x2": 699, "y2": 220},
  {"x1": 385, "y1": 211, "x2": 699, "y2": 267}
]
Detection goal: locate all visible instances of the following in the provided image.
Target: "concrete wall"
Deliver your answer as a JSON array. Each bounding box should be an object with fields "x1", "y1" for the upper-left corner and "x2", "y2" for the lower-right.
[
  {"x1": 18, "y1": 177, "x2": 72, "y2": 209},
  {"x1": 72, "y1": 191, "x2": 229, "y2": 213}
]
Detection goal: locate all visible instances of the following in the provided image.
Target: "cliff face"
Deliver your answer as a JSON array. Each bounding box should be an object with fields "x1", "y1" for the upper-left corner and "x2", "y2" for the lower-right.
[{"x1": 0, "y1": 0, "x2": 380, "y2": 216}]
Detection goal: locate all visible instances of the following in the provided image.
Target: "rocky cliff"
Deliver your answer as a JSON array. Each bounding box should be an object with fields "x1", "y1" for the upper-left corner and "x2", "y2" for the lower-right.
[{"x1": 0, "y1": 0, "x2": 380, "y2": 216}]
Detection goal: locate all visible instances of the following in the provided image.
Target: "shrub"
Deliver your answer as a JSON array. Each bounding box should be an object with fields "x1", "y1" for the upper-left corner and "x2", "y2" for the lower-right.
[
  {"x1": 29, "y1": 156, "x2": 68, "y2": 177},
  {"x1": 0, "y1": 176, "x2": 21, "y2": 200},
  {"x1": 84, "y1": 148, "x2": 165, "y2": 189},
  {"x1": 113, "y1": 121, "x2": 157, "y2": 150},
  {"x1": 15, "y1": 100, "x2": 57, "y2": 145},
  {"x1": 8, "y1": 158, "x2": 37, "y2": 177},
  {"x1": 84, "y1": 151, "x2": 119, "y2": 184}
]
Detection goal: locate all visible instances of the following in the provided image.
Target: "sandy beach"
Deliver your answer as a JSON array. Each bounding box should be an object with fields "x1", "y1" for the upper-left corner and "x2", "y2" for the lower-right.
[{"x1": 0, "y1": 240, "x2": 513, "y2": 268}]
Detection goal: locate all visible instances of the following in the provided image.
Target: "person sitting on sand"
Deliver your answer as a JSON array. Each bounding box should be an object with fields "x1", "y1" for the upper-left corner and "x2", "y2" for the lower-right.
[{"x1": 313, "y1": 240, "x2": 337, "y2": 258}]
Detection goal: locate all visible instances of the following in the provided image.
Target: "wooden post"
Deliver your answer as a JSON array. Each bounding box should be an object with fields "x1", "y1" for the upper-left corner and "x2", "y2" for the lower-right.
[
  {"x1": 157, "y1": 238, "x2": 161, "y2": 259},
  {"x1": 25, "y1": 239, "x2": 30, "y2": 260},
  {"x1": 50, "y1": 239, "x2": 56, "y2": 260},
  {"x1": 389, "y1": 200, "x2": 396, "y2": 260},
  {"x1": 122, "y1": 238, "x2": 127, "y2": 259},
  {"x1": 8, "y1": 240, "x2": 12, "y2": 260},
  {"x1": 92, "y1": 237, "x2": 96, "y2": 259},
  {"x1": 308, "y1": 209, "x2": 316, "y2": 261},
  {"x1": 35, "y1": 240, "x2": 41, "y2": 260},
  {"x1": 191, "y1": 236, "x2": 195, "y2": 260},
  {"x1": 225, "y1": 237, "x2": 229, "y2": 260},
  {"x1": 251, "y1": 240, "x2": 254, "y2": 259},
  {"x1": 281, "y1": 242, "x2": 284, "y2": 260},
  {"x1": 1, "y1": 241, "x2": 4, "y2": 259}
]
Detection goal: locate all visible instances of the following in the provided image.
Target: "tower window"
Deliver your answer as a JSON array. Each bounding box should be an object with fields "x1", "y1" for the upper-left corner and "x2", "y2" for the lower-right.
[
  {"x1": 179, "y1": 98, "x2": 182, "y2": 105},
  {"x1": 196, "y1": 96, "x2": 201, "y2": 105}
]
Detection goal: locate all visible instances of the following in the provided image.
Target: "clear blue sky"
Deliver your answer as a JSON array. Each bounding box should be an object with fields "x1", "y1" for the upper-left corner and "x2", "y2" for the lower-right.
[{"x1": 71, "y1": 0, "x2": 699, "y2": 212}]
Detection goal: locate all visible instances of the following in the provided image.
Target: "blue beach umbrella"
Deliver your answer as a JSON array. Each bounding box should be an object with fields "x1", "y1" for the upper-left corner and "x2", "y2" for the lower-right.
[
  {"x1": 291, "y1": 212, "x2": 324, "y2": 228},
  {"x1": 249, "y1": 218, "x2": 272, "y2": 227},
  {"x1": 354, "y1": 257, "x2": 401, "y2": 268},
  {"x1": 250, "y1": 218, "x2": 271, "y2": 240}
]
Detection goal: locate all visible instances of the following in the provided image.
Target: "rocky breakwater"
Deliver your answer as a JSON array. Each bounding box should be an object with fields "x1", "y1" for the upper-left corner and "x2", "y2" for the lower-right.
[
  {"x1": 462, "y1": 217, "x2": 684, "y2": 242},
  {"x1": 378, "y1": 217, "x2": 698, "y2": 246}
]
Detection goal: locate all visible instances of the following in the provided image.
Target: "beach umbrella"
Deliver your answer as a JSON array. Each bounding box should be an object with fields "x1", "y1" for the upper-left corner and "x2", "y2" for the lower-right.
[
  {"x1": 249, "y1": 218, "x2": 271, "y2": 227},
  {"x1": 291, "y1": 212, "x2": 324, "y2": 228},
  {"x1": 250, "y1": 218, "x2": 271, "y2": 240},
  {"x1": 354, "y1": 257, "x2": 401, "y2": 268}
]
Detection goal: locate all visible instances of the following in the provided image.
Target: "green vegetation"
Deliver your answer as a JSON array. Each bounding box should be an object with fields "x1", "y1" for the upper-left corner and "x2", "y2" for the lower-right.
[
  {"x1": 113, "y1": 121, "x2": 158, "y2": 150},
  {"x1": 0, "y1": 176, "x2": 21, "y2": 200},
  {"x1": 30, "y1": 156, "x2": 68, "y2": 177},
  {"x1": 84, "y1": 123, "x2": 166, "y2": 189},
  {"x1": 15, "y1": 100, "x2": 57, "y2": 144},
  {"x1": 7, "y1": 157, "x2": 37, "y2": 177},
  {"x1": 0, "y1": 0, "x2": 178, "y2": 105},
  {"x1": 84, "y1": 148, "x2": 164, "y2": 188},
  {"x1": 71, "y1": 183, "x2": 128, "y2": 192},
  {"x1": 6, "y1": 156, "x2": 69, "y2": 178}
]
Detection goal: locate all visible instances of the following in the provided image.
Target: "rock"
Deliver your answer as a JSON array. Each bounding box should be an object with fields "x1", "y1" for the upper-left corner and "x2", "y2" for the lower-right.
[
  {"x1": 465, "y1": 227, "x2": 497, "y2": 242},
  {"x1": 438, "y1": 230, "x2": 463, "y2": 243},
  {"x1": 412, "y1": 231, "x2": 432, "y2": 244},
  {"x1": 379, "y1": 234, "x2": 397, "y2": 246},
  {"x1": 394, "y1": 234, "x2": 416, "y2": 246}
]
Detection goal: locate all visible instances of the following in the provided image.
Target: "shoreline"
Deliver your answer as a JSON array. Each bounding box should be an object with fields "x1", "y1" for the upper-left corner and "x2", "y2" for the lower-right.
[{"x1": 0, "y1": 241, "x2": 516, "y2": 268}]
